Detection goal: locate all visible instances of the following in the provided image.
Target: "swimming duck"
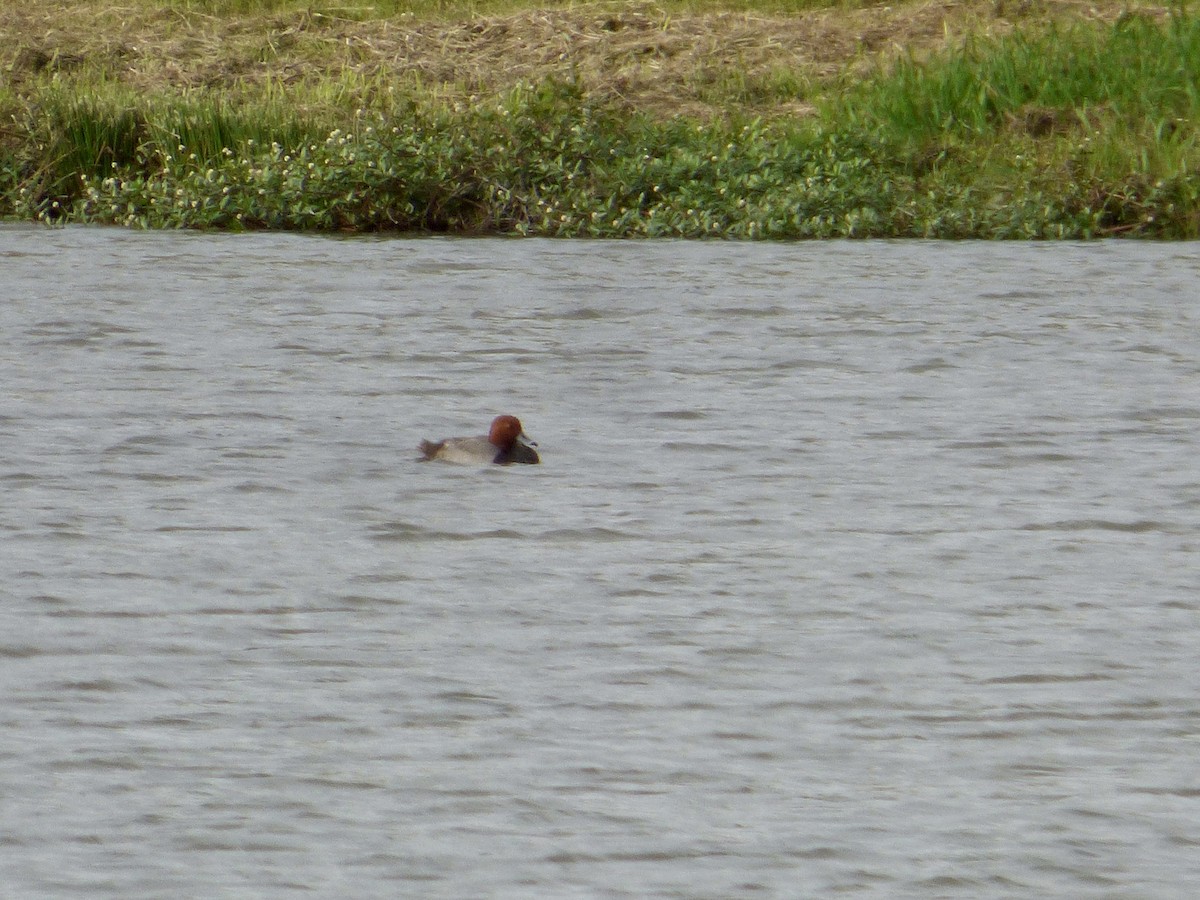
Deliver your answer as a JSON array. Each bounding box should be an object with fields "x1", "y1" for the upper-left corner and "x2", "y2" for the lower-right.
[{"x1": 419, "y1": 415, "x2": 540, "y2": 465}]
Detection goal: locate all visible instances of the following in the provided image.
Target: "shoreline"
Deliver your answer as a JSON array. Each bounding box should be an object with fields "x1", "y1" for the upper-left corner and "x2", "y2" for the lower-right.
[{"x1": 2, "y1": 0, "x2": 1197, "y2": 238}]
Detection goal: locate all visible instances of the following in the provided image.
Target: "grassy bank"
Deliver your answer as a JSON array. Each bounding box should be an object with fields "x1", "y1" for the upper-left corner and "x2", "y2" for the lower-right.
[{"x1": 2, "y1": 0, "x2": 1197, "y2": 237}]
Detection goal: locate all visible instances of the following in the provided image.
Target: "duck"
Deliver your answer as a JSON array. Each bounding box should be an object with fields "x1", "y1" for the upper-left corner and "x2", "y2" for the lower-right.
[{"x1": 419, "y1": 415, "x2": 540, "y2": 465}]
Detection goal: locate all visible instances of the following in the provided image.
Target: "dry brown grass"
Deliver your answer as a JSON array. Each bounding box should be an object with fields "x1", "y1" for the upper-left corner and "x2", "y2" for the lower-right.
[{"x1": 0, "y1": 0, "x2": 1169, "y2": 118}]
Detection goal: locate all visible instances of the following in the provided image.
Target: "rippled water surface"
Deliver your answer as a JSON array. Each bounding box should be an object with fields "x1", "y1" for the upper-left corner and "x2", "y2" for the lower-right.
[{"x1": 2, "y1": 226, "x2": 1199, "y2": 897}]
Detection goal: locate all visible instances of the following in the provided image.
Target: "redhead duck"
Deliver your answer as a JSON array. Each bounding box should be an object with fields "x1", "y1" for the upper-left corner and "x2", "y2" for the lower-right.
[{"x1": 419, "y1": 415, "x2": 540, "y2": 465}]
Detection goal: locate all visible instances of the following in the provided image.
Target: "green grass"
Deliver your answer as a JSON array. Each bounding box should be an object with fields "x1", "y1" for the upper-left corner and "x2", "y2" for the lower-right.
[
  {"x1": 3, "y1": 9, "x2": 1199, "y2": 237},
  {"x1": 823, "y1": 9, "x2": 1200, "y2": 236},
  {"x1": 829, "y1": 11, "x2": 1200, "y2": 144},
  {"x1": 688, "y1": 64, "x2": 813, "y2": 109}
]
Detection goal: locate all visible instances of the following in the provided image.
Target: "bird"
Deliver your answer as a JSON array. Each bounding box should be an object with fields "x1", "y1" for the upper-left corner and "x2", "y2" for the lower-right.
[{"x1": 418, "y1": 414, "x2": 540, "y2": 465}]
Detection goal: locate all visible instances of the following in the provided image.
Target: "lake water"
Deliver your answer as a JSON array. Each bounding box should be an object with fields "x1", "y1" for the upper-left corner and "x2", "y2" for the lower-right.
[{"x1": 2, "y1": 225, "x2": 1198, "y2": 897}]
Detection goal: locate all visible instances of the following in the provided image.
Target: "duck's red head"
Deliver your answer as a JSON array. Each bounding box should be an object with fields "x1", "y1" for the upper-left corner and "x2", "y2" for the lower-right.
[
  {"x1": 488, "y1": 415, "x2": 540, "y2": 464},
  {"x1": 488, "y1": 415, "x2": 526, "y2": 449}
]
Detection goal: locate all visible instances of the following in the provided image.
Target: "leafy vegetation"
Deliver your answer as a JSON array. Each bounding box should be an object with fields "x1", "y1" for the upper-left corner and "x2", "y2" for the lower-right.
[{"x1": 2, "y1": 1, "x2": 1197, "y2": 237}]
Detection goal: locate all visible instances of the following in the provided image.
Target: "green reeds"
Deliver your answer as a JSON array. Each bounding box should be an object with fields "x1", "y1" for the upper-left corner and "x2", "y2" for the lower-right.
[
  {"x1": 823, "y1": 10, "x2": 1200, "y2": 236},
  {"x1": 830, "y1": 11, "x2": 1200, "y2": 145}
]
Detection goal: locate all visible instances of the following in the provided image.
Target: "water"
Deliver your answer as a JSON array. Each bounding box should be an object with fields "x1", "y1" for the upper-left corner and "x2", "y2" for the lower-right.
[{"x1": 2, "y1": 225, "x2": 1198, "y2": 897}]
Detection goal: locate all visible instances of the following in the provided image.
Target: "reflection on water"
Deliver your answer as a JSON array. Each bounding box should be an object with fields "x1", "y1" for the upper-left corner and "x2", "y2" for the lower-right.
[{"x1": 2, "y1": 226, "x2": 1199, "y2": 897}]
